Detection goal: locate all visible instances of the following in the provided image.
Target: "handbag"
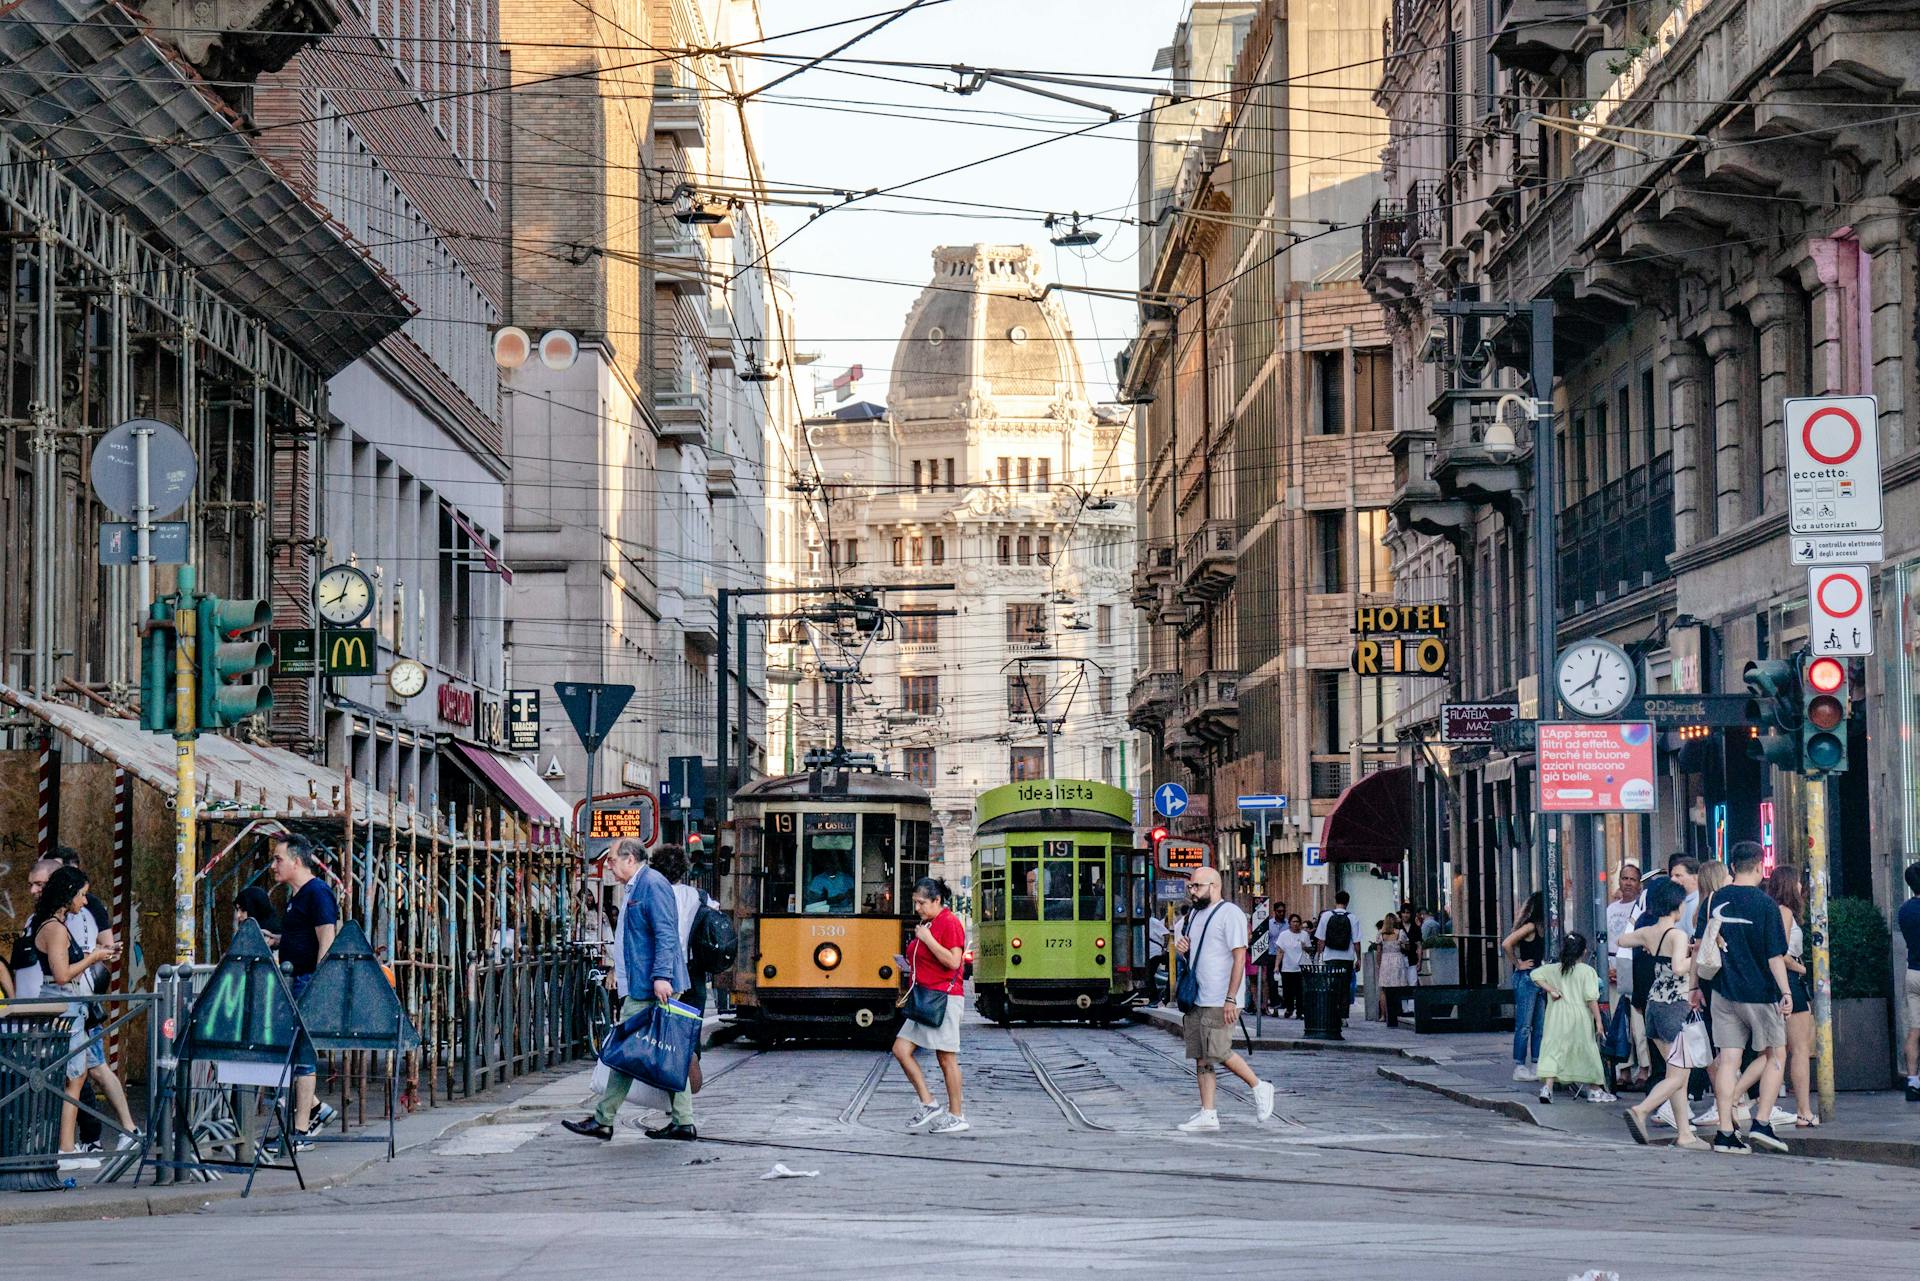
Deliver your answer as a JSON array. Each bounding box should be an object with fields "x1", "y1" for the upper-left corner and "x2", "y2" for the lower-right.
[
  {"x1": 597, "y1": 997, "x2": 702, "y2": 1094},
  {"x1": 1665, "y1": 1011, "x2": 1712, "y2": 1069},
  {"x1": 897, "y1": 939, "x2": 958, "y2": 1027},
  {"x1": 1694, "y1": 897, "x2": 1725, "y2": 982},
  {"x1": 1602, "y1": 998, "x2": 1634, "y2": 1060},
  {"x1": 1175, "y1": 907, "x2": 1220, "y2": 1014}
]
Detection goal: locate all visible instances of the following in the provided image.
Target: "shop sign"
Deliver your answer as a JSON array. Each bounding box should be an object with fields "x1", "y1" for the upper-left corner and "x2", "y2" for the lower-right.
[
  {"x1": 1351, "y1": 604, "x2": 1450, "y2": 676},
  {"x1": 507, "y1": 689, "x2": 541, "y2": 751},
  {"x1": 438, "y1": 683, "x2": 475, "y2": 727},
  {"x1": 1537, "y1": 722, "x2": 1657, "y2": 814},
  {"x1": 478, "y1": 696, "x2": 506, "y2": 749},
  {"x1": 1442, "y1": 703, "x2": 1517, "y2": 743}
]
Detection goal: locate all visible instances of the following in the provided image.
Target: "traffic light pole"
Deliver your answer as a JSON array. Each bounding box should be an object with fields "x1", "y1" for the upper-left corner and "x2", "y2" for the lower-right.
[
  {"x1": 173, "y1": 566, "x2": 198, "y2": 965},
  {"x1": 1807, "y1": 774, "x2": 1836, "y2": 1119}
]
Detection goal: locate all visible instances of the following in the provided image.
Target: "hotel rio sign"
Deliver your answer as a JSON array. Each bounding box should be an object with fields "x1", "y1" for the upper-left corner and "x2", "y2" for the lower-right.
[{"x1": 1350, "y1": 603, "x2": 1451, "y2": 677}]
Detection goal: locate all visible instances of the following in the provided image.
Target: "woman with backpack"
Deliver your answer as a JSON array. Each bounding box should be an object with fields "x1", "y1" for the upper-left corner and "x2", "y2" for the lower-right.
[
  {"x1": 1502, "y1": 892, "x2": 1547, "y2": 1081},
  {"x1": 1530, "y1": 932, "x2": 1615, "y2": 1105},
  {"x1": 892, "y1": 877, "x2": 969, "y2": 1135}
]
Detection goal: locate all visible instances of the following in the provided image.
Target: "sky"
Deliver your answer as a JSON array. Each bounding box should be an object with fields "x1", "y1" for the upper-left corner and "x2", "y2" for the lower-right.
[{"x1": 748, "y1": 0, "x2": 1197, "y2": 410}]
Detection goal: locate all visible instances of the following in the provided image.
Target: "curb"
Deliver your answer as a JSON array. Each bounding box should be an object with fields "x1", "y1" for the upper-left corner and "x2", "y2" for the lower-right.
[
  {"x1": 1374, "y1": 1064, "x2": 1542, "y2": 1126},
  {"x1": 1133, "y1": 1008, "x2": 1444, "y2": 1065}
]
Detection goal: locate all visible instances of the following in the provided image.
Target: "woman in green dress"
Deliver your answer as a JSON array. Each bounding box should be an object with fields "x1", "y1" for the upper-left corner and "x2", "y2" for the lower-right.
[{"x1": 1530, "y1": 932, "x2": 1613, "y2": 1104}]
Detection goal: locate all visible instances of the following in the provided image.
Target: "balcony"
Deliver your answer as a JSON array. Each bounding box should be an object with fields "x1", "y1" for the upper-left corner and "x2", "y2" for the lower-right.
[
  {"x1": 707, "y1": 455, "x2": 737, "y2": 499},
  {"x1": 1178, "y1": 519, "x2": 1236, "y2": 602},
  {"x1": 1164, "y1": 724, "x2": 1207, "y2": 769},
  {"x1": 706, "y1": 306, "x2": 734, "y2": 371},
  {"x1": 653, "y1": 81, "x2": 706, "y2": 148},
  {"x1": 1180, "y1": 669, "x2": 1238, "y2": 743},
  {"x1": 1431, "y1": 387, "x2": 1529, "y2": 505},
  {"x1": 1131, "y1": 541, "x2": 1175, "y2": 608},
  {"x1": 1489, "y1": 0, "x2": 1587, "y2": 76},
  {"x1": 681, "y1": 593, "x2": 719, "y2": 653},
  {"x1": 1557, "y1": 452, "x2": 1674, "y2": 619},
  {"x1": 1360, "y1": 181, "x2": 1441, "y2": 302},
  {"x1": 653, "y1": 372, "x2": 708, "y2": 445},
  {"x1": 1127, "y1": 670, "x2": 1178, "y2": 732},
  {"x1": 652, "y1": 221, "x2": 706, "y2": 296},
  {"x1": 1388, "y1": 427, "x2": 1472, "y2": 543}
]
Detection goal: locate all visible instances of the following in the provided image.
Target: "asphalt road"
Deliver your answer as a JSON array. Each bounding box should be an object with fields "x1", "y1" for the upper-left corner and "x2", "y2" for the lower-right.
[{"x1": 10, "y1": 1019, "x2": 1914, "y2": 1279}]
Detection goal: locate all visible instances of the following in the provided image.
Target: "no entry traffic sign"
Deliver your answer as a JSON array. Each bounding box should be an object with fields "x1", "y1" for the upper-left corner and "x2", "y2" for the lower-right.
[
  {"x1": 1809, "y1": 565, "x2": 1874, "y2": 656},
  {"x1": 1786, "y1": 396, "x2": 1881, "y2": 535}
]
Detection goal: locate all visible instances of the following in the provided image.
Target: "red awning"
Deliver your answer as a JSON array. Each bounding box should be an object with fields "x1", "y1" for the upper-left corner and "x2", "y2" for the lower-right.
[
  {"x1": 450, "y1": 740, "x2": 569, "y2": 825},
  {"x1": 1321, "y1": 764, "x2": 1414, "y2": 864}
]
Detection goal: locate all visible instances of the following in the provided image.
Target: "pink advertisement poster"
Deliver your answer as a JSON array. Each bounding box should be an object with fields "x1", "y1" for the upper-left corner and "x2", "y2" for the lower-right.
[{"x1": 1537, "y1": 722, "x2": 1657, "y2": 814}]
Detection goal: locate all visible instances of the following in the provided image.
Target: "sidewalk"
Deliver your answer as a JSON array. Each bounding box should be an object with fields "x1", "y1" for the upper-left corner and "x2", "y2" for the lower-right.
[{"x1": 1135, "y1": 1004, "x2": 1920, "y2": 1166}]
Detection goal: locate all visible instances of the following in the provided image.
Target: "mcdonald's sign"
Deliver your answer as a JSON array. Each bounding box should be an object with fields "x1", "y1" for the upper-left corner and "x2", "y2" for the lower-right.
[{"x1": 324, "y1": 628, "x2": 376, "y2": 676}]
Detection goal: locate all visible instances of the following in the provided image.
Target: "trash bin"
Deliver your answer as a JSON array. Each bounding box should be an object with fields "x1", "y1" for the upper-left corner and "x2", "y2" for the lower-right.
[
  {"x1": 1301, "y1": 968, "x2": 1345, "y2": 1041},
  {"x1": 0, "y1": 1006, "x2": 78, "y2": 1192}
]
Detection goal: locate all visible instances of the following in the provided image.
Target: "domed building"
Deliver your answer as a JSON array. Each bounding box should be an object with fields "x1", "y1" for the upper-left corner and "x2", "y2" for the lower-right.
[{"x1": 782, "y1": 244, "x2": 1139, "y2": 903}]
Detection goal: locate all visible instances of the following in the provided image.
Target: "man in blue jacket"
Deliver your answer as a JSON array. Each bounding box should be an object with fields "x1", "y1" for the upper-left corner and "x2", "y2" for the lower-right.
[{"x1": 565, "y1": 838, "x2": 695, "y2": 1141}]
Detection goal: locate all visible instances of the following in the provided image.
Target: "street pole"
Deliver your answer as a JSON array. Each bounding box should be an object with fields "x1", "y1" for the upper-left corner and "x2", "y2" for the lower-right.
[
  {"x1": 716, "y1": 586, "x2": 731, "y2": 825},
  {"x1": 133, "y1": 421, "x2": 153, "y2": 621},
  {"x1": 581, "y1": 686, "x2": 600, "y2": 849},
  {"x1": 1807, "y1": 773, "x2": 1837, "y2": 1118},
  {"x1": 173, "y1": 566, "x2": 198, "y2": 965},
  {"x1": 1529, "y1": 299, "x2": 1566, "y2": 962}
]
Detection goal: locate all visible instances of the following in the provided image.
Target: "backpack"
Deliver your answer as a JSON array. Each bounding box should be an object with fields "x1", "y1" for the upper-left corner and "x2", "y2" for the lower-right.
[
  {"x1": 689, "y1": 902, "x2": 739, "y2": 976},
  {"x1": 1323, "y1": 910, "x2": 1354, "y2": 953}
]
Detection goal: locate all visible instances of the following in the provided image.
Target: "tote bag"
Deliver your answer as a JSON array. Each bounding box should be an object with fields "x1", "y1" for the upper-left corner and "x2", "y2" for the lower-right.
[{"x1": 598, "y1": 997, "x2": 702, "y2": 1094}]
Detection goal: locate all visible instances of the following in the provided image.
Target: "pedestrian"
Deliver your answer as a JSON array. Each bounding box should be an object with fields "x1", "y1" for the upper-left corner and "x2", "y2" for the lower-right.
[
  {"x1": 1173, "y1": 867, "x2": 1275, "y2": 1132},
  {"x1": 271, "y1": 834, "x2": 339, "y2": 1144},
  {"x1": 1529, "y1": 932, "x2": 1614, "y2": 1105},
  {"x1": 28, "y1": 865, "x2": 122, "y2": 1168},
  {"x1": 7, "y1": 857, "x2": 60, "y2": 1000},
  {"x1": 1313, "y1": 890, "x2": 1359, "y2": 1011},
  {"x1": 1146, "y1": 912, "x2": 1170, "y2": 1005},
  {"x1": 1691, "y1": 859, "x2": 1728, "y2": 935},
  {"x1": 1695, "y1": 841, "x2": 1793, "y2": 1155},
  {"x1": 1374, "y1": 912, "x2": 1412, "y2": 1022},
  {"x1": 894, "y1": 876, "x2": 970, "y2": 1134},
  {"x1": 565, "y1": 837, "x2": 693, "y2": 1141},
  {"x1": 1900, "y1": 862, "x2": 1920, "y2": 1102},
  {"x1": 1764, "y1": 863, "x2": 1816, "y2": 1128},
  {"x1": 1619, "y1": 879, "x2": 1707, "y2": 1150},
  {"x1": 1606, "y1": 862, "x2": 1649, "y2": 1089},
  {"x1": 1274, "y1": 913, "x2": 1310, "y2": 1017},
  {"x1": 234, "y1": 884, "x2": 280, "y2": 942},
  {"x1": 1418, "y1": 908, "x2": 1442, "y2": 942},
  {"x1": 1503, "y1": 891, "x2": 1547, "y2": 1081},
  {"x1": 654, "y1": 844, "x2": 713, "y2": 1098}
]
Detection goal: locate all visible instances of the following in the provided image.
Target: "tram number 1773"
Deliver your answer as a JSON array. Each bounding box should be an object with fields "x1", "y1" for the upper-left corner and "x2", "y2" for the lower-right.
[{"x1": 1044, "y1": 939, "x2": 1073, "y2": 948}]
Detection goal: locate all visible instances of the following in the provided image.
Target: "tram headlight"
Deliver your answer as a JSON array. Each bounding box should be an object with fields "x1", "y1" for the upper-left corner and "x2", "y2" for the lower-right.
[
  {"x1": 814, "y1": 943, "x2": 842, "y2": 971},
  {"x1": 1095, "y1": 937, "x2": 1107, "y2": 950},
  {"x1": 1010, "y1": 937, "x2": 1023, "y2": 950}
]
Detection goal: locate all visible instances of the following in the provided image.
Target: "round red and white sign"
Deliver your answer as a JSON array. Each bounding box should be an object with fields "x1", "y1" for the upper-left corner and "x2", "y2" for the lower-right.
[
  {"x1": 1801, "y1": 406, "x2": 1863, "y2": 466},
  {"x1": 1815, "y1": 571, "x2": 1865, "y2": 618}
]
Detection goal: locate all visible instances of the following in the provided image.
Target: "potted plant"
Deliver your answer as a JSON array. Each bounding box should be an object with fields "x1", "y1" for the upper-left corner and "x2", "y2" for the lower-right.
[
  {"x1": 1421, "y1": 933, "x2": 1460, "y2": 986},
  {"x1": 1828, "y1": 896, "x2": 1893, "y2": 1091}
]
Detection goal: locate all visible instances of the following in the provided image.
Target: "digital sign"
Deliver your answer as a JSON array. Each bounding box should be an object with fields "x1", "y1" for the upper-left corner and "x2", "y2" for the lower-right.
[{"x1": 589, "y1": 805, "x2": 651, "y2": 840}]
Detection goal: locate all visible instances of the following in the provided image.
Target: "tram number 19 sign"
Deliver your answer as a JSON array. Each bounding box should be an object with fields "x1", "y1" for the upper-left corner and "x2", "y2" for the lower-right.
[{"x1": 1787, "y1": 395, "x2": 1881, "y2": 536}]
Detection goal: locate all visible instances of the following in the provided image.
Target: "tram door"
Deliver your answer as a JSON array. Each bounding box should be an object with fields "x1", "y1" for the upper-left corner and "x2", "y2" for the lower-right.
[{"x1": 1113, "y1": 849, "x2": 1151, "y2": 989}]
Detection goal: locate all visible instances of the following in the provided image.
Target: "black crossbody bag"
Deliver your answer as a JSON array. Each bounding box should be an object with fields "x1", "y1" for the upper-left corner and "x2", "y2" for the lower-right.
[
  {"x1": 1175, "y1": 907, "x2": 1219, "y2": 1013},
  {"x1": 899, "y1": 938, "x2": 961, "y2": 1026}
]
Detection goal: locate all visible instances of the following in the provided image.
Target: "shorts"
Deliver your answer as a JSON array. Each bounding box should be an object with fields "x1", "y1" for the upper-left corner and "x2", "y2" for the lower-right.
[
  {"x1": 1905, "y1": 969, "x2": 1920, "y2": 1029},
  {"x1": 1646, "y1": 998, "x2": 1688, "y2": 1047},
  {"x1": 897, "y1": 990, "x2": 962, "y2": 1054},
  {"x1": 1789, "y1": 972, "x2": 1811, "y2": 1016},
  {"x1": 1711, "y1": 997, "x2": 1786, "y2": 1053},
  {"x1": 1183, "y1": 1005, "x2": 1234, "y2": 1065},
  {"x1": 290, "y1": 972, "x2": 318, "y2": 1077}
]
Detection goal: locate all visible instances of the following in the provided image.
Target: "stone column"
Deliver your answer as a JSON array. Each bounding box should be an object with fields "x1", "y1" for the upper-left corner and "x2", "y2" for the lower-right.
[
  {"x1": 1700, "y1": 315, "x2": 1749, "y2": 532},
  {"x1": 1663, "y1": 333, "x2": 1713, "y2": 545},
  {"x1": 1856, "y1": 217, "x2": 1908, "y2": 454},
  {"x1": 1743, "y1": 284, "x2": 1800, "y2": 517}
]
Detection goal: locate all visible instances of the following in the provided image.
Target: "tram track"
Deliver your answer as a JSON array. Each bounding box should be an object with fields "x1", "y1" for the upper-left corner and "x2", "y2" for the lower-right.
[
  {"x1": 1007, "y1": 1028, "x2": 1113, "y2": 1132},
  {"x1": 838, "y1": 1052, "x2": 891, "y2": 1125}
]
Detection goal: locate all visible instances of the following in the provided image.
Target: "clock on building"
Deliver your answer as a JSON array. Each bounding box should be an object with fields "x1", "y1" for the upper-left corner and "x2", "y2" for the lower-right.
[
  {"x1": 1554, "y1": 640, "x2": 1637, "y2": 718},
  {"x1": 314, "y1": 564, "x2": 374, "y2": 627}
]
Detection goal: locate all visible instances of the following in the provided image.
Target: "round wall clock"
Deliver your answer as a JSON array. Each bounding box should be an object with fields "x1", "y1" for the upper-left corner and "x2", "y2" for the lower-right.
[{"x1": 1554, "y1": 640, "x2": 1637, "y2": 718}]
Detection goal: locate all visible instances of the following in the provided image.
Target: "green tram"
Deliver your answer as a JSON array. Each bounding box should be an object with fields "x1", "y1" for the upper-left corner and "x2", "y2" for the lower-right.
[{"x1": 969, "y1": 779, "x2": 1152, "y2": 1024}]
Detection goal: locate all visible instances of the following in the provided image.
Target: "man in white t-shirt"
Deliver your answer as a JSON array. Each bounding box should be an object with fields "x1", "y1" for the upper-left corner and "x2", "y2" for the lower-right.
[
  {"x1": 1314, "y1": 892, "x2": 1360, "y2": 1009},
  {"x1": 1172, "y1": 868, "x2": 1275, "y2": 1132},
  {"x1": 1273, "y1": 914, "x2": 1310, "y2": 1017}
]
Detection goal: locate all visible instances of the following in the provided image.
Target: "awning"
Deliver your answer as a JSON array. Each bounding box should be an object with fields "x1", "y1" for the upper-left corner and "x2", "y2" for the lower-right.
[
  {"x1": 0, "y1": 681, "x2": 421, "y2": 828},
  {"x1": 1321, "y1": 764, "x2": 1414, "y2": 865},
  {"x1": 449, "y1": 740, "x2": 571, "y2": 826}
]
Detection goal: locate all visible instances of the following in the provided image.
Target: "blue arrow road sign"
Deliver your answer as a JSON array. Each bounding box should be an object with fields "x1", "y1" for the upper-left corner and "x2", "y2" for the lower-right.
[
  {"x1": 1153, "y1": 782, "x2": 1189, "y2": 818},
  {"x1": 1237, "y1": 794, "x2": 1287, "y2": 810}
]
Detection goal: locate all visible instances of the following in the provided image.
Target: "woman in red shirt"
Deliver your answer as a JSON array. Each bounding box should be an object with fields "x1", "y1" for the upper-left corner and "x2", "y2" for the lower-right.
[{"x1": 893, "y1": 877, "x2": 969, "y2": 1134}]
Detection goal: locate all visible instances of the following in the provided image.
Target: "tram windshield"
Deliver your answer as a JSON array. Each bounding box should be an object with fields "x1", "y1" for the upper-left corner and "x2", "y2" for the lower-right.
[{"x1": 802, "y1": 813, "x2": 857, "y2": 913}]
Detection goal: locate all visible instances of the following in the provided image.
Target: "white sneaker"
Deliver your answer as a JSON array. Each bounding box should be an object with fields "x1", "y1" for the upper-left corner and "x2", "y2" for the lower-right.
[
  {"x1": 1178, "y1": 1109, "x2": 1221, "y2": 1132},
  {"x1": 1765, "y1": 1107, "x2": 1798, "y2": 1128},
  {"x1": 1652, "y1": 1101, "x2": 1676, "y2": 1128},
  {"x1": 1252, "y1": 1080, "x2": 1275, "y2": 1122},
  {"x1": 1512, "y1": 1065, "x2": 1538, "y2": 1082},
  {"x1": 928, "y1": 1113, "x2": 970, "y2": 1135},
  {"x1": 1585, "y1": 1088, "x2": 1619, "y2": 1104},
  {"x1": 57, "y1": 1150, "x2": 101, "y2": 1171},
  {"x1": 906, "y1": 1101, "x2": 943, "y2": 1131},
  {"x1": 1691, "y1": 1104, "x2": 1718, "y2": 1126}
]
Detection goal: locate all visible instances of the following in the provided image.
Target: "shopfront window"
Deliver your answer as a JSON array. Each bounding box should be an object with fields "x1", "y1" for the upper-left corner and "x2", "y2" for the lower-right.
[{"x1": 801, "y1": 813, "x2": 856, "y2": 913}]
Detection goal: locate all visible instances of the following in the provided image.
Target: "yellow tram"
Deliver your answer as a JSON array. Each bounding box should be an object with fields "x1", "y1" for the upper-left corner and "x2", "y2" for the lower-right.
[{"x1": 722, "y1": 766, "x2": 933, "y2": 1043}]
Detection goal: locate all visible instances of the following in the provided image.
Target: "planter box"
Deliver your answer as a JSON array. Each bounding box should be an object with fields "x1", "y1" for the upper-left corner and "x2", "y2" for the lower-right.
[
  {"x1": 1424, "y1": 948, "x2": 1460, "y2": 986},
  {"x1": 1833, "y1": 997, "x2": 1892, "y2": 1092}
]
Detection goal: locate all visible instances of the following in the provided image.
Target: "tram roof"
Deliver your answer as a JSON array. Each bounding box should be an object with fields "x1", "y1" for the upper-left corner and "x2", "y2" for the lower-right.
[{"x1": 735, "y1": 768, "x2": 931, "y2": 806}]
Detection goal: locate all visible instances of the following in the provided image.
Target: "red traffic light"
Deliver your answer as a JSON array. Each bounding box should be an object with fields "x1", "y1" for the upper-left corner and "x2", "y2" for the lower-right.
[
  {"x1": 1149, "y1": 826, "x2": 1169, "y2": 845},
  {"x1": 1807, "y1": 656, "x2": 1846, "y2": 694}
]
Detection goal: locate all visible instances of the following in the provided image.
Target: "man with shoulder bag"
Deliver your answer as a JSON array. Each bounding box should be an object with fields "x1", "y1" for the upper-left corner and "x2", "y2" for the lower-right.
[{"x1": 1173, "y1": 868, "x2": 1276, "y2": 1132}]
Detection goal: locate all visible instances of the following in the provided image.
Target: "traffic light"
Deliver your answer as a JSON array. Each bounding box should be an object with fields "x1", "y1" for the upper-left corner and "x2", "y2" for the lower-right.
[
  {"x1": 140, "y1": 598, "x2": 177, "y2": 733},
  {"x1": 196, "y1": 595, "x2": 274, "y2": 729},
  {"x1": 1801, "y1": 654, "x2": 1851, "y2": 776},
  {"x1": 1742, "y1": 657, "x2": 1802, "y2": 771}
]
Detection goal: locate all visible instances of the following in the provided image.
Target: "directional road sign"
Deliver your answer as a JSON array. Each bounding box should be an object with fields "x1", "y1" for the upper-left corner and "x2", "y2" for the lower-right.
[
  {"x1": 1236, "y1": 794, "x2": 1287, "y2": 810},
  {"x1": 1787, "y1": 395, "x2": 1882, "y2": 535},
  {"x1": 1153, "y1": 781, "x2": 1189, "y2": 819},
  {"x1": 1809, "y1": 565, "x2": 1873, "y2": 656},
  {"x1": 555, "y1": 681, "x2": 634, "y2": 753}
]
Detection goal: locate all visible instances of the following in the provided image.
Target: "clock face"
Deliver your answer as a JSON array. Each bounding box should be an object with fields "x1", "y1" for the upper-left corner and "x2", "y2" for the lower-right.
[
  {"x1": 1555, "y1": 641, "x2": 1636, "y2": 718},
  {"x1": 387, "y1": 659, "x2": 428, "y2": 699},
  {"x1": 315, "y1": 565, "x2": 373, "y2": 626}
]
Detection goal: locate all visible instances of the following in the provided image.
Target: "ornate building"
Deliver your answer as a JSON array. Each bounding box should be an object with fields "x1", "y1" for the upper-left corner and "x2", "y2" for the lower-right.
[{"x1": 795, "y1": 245, "x2": 1139, "y2": 898}]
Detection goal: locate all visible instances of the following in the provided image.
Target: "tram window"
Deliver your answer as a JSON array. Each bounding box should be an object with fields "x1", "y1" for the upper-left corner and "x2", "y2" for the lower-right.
[
  {"x1": 1042, "y1": 844, "x2": 1074, "y2": 920},
  {"x1": 764, "y1": 814, "x2": 797, "y2": 914},
  {"x1": 801, "y1": 813, "x2": 857, "y2": 914},
  {"x1": 1077, "y1": 856, "x2": 1107, "y2": 921},
  {"x1": 1011, "y1": 849, "x2": 1038, "y2": 920},
  {"x1": 860, "y1": 813, "x2": 898, "y2": 916},
  {"x1": 900, "y1": 820, "x2": 931, "y2": 900}
]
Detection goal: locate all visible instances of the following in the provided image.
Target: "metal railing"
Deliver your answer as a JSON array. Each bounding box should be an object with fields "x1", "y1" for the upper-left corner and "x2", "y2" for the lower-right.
[
  {"x1": 1557, "y1": 451, "x2": 1674, "y2": 617},
  {"x1": 458, "y1": 947, "x2": 600, "y2": 1095}
]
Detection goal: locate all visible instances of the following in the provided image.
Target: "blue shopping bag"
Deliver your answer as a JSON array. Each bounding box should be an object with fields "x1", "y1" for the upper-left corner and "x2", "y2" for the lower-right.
[
  {"x1": 1602, "y1": 999, "x2": 1634, "y2": 1061},
  {"x1": 598, "y1": 998, "x2": 702, "y2": 1094}
]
